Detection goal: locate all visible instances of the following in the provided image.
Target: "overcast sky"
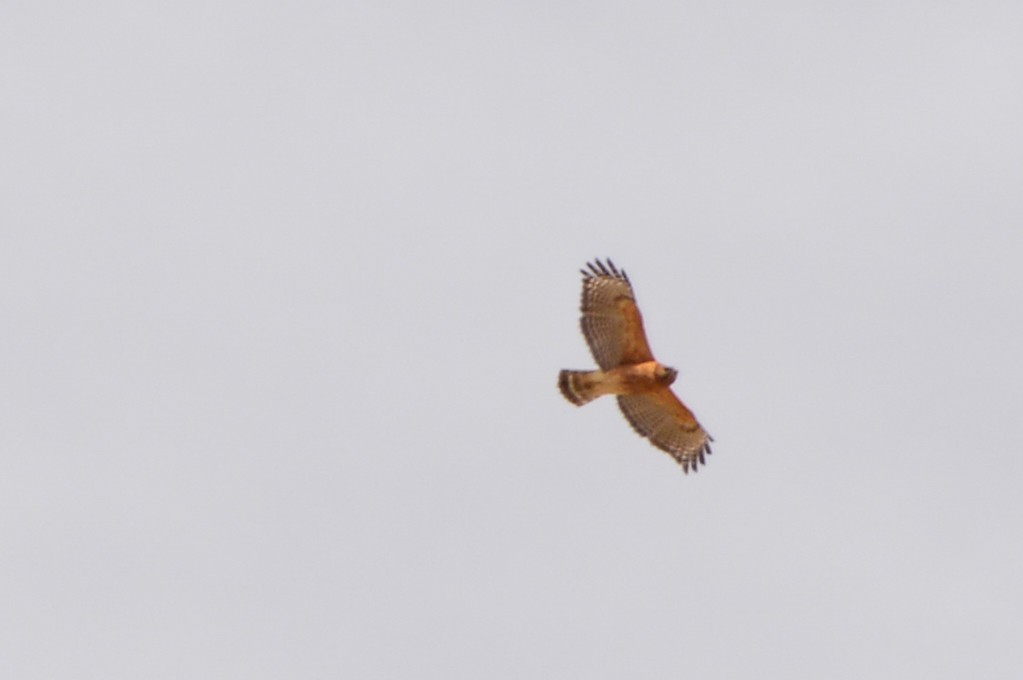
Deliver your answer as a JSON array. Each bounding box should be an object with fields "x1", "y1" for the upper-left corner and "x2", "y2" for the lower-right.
[{"x1": 3, "y1": 2, "x2": 1023, "y2": 678}]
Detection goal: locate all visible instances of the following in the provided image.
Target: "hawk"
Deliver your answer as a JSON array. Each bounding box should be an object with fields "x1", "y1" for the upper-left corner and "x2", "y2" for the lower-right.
[{"x1": 558, "y1": 259, "x2": 713, "y2": 472}]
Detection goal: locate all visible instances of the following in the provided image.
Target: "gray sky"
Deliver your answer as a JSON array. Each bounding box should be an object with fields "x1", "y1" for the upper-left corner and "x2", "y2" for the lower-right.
[{"x1": 3, "y1": 2, "x2": 1023, "y2": 678}]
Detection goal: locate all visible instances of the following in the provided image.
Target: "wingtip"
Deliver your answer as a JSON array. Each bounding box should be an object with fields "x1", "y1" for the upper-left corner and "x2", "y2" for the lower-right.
[{"x1": 581, "y1": 258, "x2": 628, "y2": 282}]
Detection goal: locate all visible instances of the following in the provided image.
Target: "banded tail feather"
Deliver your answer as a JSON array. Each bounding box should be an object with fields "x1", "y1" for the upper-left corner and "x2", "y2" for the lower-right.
[{"x1": 558, "y1": 369, "x2": 604, "y2": 406}]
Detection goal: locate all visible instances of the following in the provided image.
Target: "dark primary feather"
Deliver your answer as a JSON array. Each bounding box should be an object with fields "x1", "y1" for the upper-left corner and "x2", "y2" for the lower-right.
[{"x1": 582, "y1": 258, "x2": 628, "y2": 283}]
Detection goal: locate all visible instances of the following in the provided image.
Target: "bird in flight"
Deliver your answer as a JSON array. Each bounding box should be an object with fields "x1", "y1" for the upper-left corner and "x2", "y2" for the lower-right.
[{"x1": 558, "y1": 259, "x2": 713, "y2": 472}]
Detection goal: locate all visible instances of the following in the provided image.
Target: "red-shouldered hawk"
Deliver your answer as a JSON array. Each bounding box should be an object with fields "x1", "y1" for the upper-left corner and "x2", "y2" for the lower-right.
[{"x1": 558, "y1": 259, "x2": 713, "y2": 473}]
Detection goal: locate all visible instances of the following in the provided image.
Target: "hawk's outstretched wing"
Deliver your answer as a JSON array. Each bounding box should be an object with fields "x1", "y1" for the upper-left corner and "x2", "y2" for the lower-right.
[
  {"x1": 579, "y1": 259, "x2": 654, "y2": 370},
  {"x1": 617, "y1": 389, "x2": 713, "y2": 473}
]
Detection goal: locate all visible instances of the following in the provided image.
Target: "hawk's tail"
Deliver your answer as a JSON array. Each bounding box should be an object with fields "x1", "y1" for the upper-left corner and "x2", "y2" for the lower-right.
[{"x1": 558, "y1": 369, "x2": 604, "y2": 406}]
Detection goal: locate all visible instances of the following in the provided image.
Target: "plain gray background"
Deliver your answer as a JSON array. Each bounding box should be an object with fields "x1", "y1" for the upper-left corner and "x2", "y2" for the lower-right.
[{"x1": 3, "y1": 2, "x2": 1022, "y2": 678}]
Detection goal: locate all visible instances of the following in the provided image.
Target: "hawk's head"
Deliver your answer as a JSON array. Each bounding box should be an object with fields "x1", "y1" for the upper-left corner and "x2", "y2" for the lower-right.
[{"x1": 656, "y1": 364, "x2": 678, "y2": 386}]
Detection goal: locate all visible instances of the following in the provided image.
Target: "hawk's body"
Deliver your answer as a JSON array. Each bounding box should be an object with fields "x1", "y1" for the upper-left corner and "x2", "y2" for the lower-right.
[
  {"x1": 558, "y1": 361, "x2": 670, "y2": 405},
  {"x1": 558, "y1": 259, "x2": 713, "y2": 473}
]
